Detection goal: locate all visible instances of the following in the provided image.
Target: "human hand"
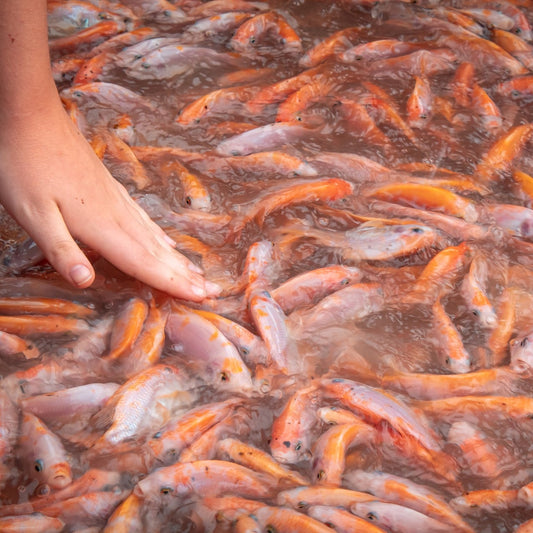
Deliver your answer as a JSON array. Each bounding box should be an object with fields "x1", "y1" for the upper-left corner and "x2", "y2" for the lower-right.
[{"x1": 0, "y1": 103, "x2": 218, "y2": 301}]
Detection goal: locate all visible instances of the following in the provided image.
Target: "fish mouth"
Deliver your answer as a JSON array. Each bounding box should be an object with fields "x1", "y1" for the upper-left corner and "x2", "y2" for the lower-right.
[{"x1": 48, "y1": 463, "x2": 72, "y2": 489}]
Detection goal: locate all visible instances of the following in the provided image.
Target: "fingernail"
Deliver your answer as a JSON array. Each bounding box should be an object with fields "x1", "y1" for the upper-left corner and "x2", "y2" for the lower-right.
[
  {"x1": 191, "y1": 283, "x2": 206, "y2": 298},
  {"x1": 205, "y1": 281, "x2": 222, "y2": 296},
  {"x1": 188, "y1": 262, "x2": 204, "y2": 275},
  {"x1": 70, "y1": 264, "x2": 92, "y2": 286},
  {"x1": 163, "y1": 234, "x2": 176, "y2": 248}
]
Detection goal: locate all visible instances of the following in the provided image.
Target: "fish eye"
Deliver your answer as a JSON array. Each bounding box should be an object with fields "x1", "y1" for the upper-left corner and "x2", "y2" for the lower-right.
[
  {"x1": 366, "y1": 511, "x2": 378, "y2": 521},
  {"x1": 160, "y1": 486, "x2": 173, "y2": 494},
  {"x1": 297, "y1": 501, "x2": 307, "y2": 509},
  {"x1": 220, "y1": 371, "x2": 229, "y2": 382},
  {"x1": 34, "y1": 459, "x2": 44, "y2": 473},
  {"x1": 166, "y1": 448, "x2": 176, "y2": 457},
  {"x1": 294, "y1": 441, "x2": 302, "y2": 451},
  {"x1": 412, "y1": 227, "x2": 424, "y2": 233},
  {"x1": 316, "y1": 470, "x2": 326, "y2": 480},
  {"x1": 472, "y1": 309, "x2": 480, "y2": 317},
  {"x1": 163, "y1": 9, "x2": 171, "y2": 17},
  {"x1": 134, "y1": 54, "x2": 142, "y2": 60},
  {"x1": 420, "y1": 114, "x2": 427, "y2": 119},
  {"x1": 153, "y1": 431, "x2": 161, "y2": 439},
  {"x1": 521, "y1": 338, "x2": 529, "y2": 347},
  {"x1": 241, "y1": 346, "x2": 250, "y2": 356},
  {"x1": 341, "y1": 278, "x2": 350, "y2": 285},
  {"x1": 185, "y1": 196, "x2": 192, "y2": 206},
  {"x1": 445, "y1": 357, "x2": 450, "y2": 365},
  {"x1": 266, "y1": 526, "x2": 277, "y2": 533},
  {"x1": 36, "y1": 484, "x2": 50, "y2": 496}
]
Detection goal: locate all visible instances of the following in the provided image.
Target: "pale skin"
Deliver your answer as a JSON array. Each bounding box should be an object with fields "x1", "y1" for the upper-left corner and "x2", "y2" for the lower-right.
[{"x1": 0, "y1": 0, "x2": 219, "y2": 301}]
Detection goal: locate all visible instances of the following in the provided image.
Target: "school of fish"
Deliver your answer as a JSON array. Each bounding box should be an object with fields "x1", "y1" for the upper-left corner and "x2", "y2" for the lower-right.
[{"x1": 3, "y1": 0, "x2": 533, "y2": 531}]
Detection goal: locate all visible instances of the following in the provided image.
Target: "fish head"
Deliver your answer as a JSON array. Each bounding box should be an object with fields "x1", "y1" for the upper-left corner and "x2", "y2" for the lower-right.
[
  {"x1": 43, "y1": 461, "x2": 73, "y2": 490},
  {"x1": 510, "y1": 331, "x2": 533, "y2": 374}
]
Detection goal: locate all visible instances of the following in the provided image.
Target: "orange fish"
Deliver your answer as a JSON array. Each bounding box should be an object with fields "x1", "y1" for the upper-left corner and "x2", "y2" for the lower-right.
[
  {"x1": 475, "y1": 123, "x2": 533, "y2": 186},
  {"x1": 407, "y1": 76, "x2": 433, "y2": 128},
  {"x1": 228, "y1": 178, "x2": 354, "y2": 236},
  {"x1": 19, "y1": 412, "x2": 72, "y2": 490},
  {"x1": 230, "y1": 11, "x2": 302, "y2": 53},
  {"x1": 270, "y1": 384, "x2": 321, "y2": 464},
  {"x1": 432, "y1": 298, "x2": 472, "y2": 374},
  {"x1": 103, "y1": 297, "x2": 149, "y2": 361},
  {"x1": 345, "y1": 469, "x2": 474, "y2": 532},
  {"x1": 271, "y1": 265, "x2": 362, "y2": 315},
  {"x1": 365, "y1": 182, "x2": 479, "y2": 223},
  {"x1": 403, "y1": 242, "x2": 471, "y2": 304},
  {"x1": 146, "y1": 398, "x2": 242, "y2": 464},
  {"x1": 251, "y1": 506, "x2": 335, "y2": 533},
  {"x1": 382, "y1": 367, "x2": 530, "y2": 400},
  {"x1": 0, "y1": 515, "x2": 65, "y2": 533},
  {"x1": 450, "y1": 488, "x2": 523, "y2": 517},
  {"x1": 216, "y1": 437, "x2": 309, "y2": 487},
  {"x1": 300, "y1": 27, "x2": 361, "y2": 67},
  {"x1": 451, "y1": 61, "x2": 475, "y2": 108},
  {"x1": 134, "y1": 460, "x2": 275, "y2": 502},
  {"x1": 307, "y1": 505, "x2": 388, "y2": 533},
  {"x1": 311, "y1": 421, "x2": 377, "y2": 486},
  {"x1": 177, "y1": 85, "x2": 258, "y2": 125},
  {"x1": 103, "y1": 492, "x2": 144, "y2": 533}
]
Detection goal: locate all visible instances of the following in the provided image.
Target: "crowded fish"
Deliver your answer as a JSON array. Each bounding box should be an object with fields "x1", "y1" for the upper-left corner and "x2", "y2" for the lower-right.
[{"x1": 3, "y1": 0, "x2": 533, "y2": 531}]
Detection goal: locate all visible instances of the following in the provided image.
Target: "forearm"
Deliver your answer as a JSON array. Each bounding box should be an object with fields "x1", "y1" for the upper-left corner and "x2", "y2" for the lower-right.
[{"x1": 0, "y1": 0, "x2": 62, "y2": 125}]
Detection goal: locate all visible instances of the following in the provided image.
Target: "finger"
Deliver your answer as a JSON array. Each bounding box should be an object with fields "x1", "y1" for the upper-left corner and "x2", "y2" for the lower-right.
[
  {"x1": 79, "y1": 217, "x2": 211, "y2": 301},
  {"x1": 18, "y1": 206, "x2": 96, "y2": 288}
]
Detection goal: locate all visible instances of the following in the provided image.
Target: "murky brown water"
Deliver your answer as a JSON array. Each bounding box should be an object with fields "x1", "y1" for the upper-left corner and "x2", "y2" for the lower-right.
[{"x1": 3, "y1": 1, "x2": 533, "y2": 531}]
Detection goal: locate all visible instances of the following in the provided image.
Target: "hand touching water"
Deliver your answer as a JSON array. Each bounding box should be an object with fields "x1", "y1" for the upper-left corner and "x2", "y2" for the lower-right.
[{"x1": 0, "y1": 0, "x2": 217, "y2": 301}]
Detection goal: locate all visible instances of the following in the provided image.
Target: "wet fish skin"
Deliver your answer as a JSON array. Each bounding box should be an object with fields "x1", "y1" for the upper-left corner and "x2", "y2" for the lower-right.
[{"x1": 18, "y1": 412, "x2": 73, "y2": 490}]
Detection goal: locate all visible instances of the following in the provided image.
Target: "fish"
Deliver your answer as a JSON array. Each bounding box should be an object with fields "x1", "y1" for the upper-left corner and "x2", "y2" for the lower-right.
[
  {"x1": 432, "y1": 298, "x2": 472, "y2": 374},
  {"x1": 475, "y1": 123, "x2": 533, "y2": 186},
  {"x1": 165, "y1": 303, "x2": 254, "y2": 393},
  {"x1": 311, "y1": 421, "x2": 377, "y2": 485},
  {"x1": 216, "y1": 437, "x2": 309, "y2": 486},
  {"x1": 270, "y1": 265, "x2": 363, "y2": 315},
  {"x1": 320, "y1": 378, "x2": 458, "y2": 484},
  {"x1": 299, "y1": 27, "x2": 361, "y2": 67},
  {"x1": 350, "y1": 500, "x2": 458, "y2": 533},
  {"x1": 18, "y1": 412, "x2": 73, "y2": 490},
  {"x1": 103, "y1": 493, "x2": 144, "y2": 533},
  {"x1": 146, "y1": 398, "x2": 243, "y2": 464},
  {"x1": 275, "y1": 219, "x2": 440, "y2": 263},
  {"x1": 344, "y1": 469, "x2": 475, "y2": 532},
  {"x1": 122, "y1": 44, "x2": 242, "y2": 80},
  {"x1": 227, "y1": 177, "x2": 354, "y2": 236},
  {"x1": 365, "y1": 183, "x2": 479, "y2": 223},
  {"x1": 0, "y1": 515, "x2": 65, "y2": 533},
  {"x1": 407, "y1": 76, "x2": 433, "y2": 129},
  {"x1": 230, "y1": 11, "x2": 302, "y2": 53},
  {"x1": 382, "y1": 367, "x2": 532, "y2": 400},
  {"x1": 87, "y1": 364, "x2": 194, "y2": 453},
  {"x1": 270, "y1": 384, "x2": 321, "y2": 464},
  {"x1": 249, "y1": 505, "x2": 336, "y2": 533},
  {"x1": 215, "y1": 121, "x2": 320, "y2": 156},
  {"x1": 307, "y1": 505, "x2": 388, "y2": 533},
  {"x1": 134, "y1": 460, "x2": 275, "y2": 502}
]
